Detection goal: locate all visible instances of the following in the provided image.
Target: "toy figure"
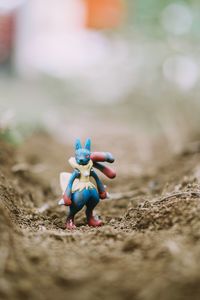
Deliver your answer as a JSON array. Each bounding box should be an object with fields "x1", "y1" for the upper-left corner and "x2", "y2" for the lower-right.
[{"x1": 58, "y1": 138, "x2": 116, "y2": 229}]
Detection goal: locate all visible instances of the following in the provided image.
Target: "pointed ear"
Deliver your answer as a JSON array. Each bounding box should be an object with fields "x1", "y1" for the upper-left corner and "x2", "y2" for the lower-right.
[
  {"x1": 75, "y1": 138, "x2": 82, "y2": 150},
  {"x1": 84, "y1": 138, "x2": 91, "y2": 151}
]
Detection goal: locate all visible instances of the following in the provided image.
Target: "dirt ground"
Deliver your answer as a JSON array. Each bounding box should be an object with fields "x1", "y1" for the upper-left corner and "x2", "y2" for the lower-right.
[{"x1": 1, "y1": 132, "x2": 200, "y2": 300}]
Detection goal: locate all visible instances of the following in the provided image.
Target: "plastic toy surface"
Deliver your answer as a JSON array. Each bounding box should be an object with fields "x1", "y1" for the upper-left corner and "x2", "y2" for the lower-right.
[{"x1": 58, "y1": 138, "x2": 116, "y2": 229}]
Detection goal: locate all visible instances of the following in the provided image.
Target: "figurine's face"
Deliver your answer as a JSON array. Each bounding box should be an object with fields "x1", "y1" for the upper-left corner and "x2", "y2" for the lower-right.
[
  {"x1": 74, "y1": 138, "x2": 91, "y2": 165},
  {"x1": 75, "y1": 148, "x2": 90, "y2": 165}
]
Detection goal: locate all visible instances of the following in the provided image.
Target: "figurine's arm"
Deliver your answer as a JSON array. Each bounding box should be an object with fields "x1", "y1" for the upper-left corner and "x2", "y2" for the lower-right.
[
  {"x1": 63, "y1": 169, "x2": 80, "y2": 205},
  {"x1": 90, "y1": 169, "x2": 107, "y2": 199}
]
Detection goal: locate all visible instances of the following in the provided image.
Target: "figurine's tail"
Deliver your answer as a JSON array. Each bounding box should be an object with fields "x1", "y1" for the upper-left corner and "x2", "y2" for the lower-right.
[{"x1": 60, "y1": 172, "x2": 71, "y2": 193}]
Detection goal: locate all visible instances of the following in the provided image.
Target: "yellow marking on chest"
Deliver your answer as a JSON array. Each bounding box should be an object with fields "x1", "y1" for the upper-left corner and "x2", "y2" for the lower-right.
[{"x1": 68, "y1": 157, "x2": 96, "y2": 192}]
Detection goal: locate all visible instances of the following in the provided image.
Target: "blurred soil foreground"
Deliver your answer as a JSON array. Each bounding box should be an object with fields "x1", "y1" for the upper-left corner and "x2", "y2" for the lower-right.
[{"x1": 1, "y1": 131, "x2": 200, "y2": 300}]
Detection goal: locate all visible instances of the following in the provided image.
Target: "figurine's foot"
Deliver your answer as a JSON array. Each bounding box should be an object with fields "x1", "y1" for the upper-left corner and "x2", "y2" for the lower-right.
[
  {"x1": 65, "y1": 218, "x2": 76, "y2": 230},
  {"x1": 87, "y1": 215, "x2": 102, "y2": 227}
]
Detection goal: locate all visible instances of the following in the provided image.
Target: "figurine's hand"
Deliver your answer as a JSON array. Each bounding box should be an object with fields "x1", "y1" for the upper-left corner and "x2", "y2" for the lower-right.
[
  {"x1": 99, "y1": 191, "x2": 109, "y2": 199},
  {"x1": 62, "y1": 194, "x2": 72, "y2": 206}
]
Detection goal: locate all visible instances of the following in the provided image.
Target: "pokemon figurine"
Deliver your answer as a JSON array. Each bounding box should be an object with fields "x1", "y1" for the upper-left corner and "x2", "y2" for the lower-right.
[{"x1": 58, "y1": 138, "x2": 116, "y2": 229}]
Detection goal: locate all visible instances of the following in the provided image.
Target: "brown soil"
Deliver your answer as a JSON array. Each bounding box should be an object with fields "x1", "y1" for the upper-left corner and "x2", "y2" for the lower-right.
[{"x1": 1, "y1": 133, "x2": 200, "y2": 300}]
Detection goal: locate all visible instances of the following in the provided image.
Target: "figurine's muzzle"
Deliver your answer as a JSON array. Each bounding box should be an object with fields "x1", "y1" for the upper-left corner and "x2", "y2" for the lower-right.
[{"x1": 77, "y1": 157, "x2": 89, "y2": 165}]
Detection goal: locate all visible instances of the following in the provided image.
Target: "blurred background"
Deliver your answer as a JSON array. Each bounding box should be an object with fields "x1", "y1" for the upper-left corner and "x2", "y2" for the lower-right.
[{"x1": 0, "y1": 0, "x2": 200, "y2": 173}]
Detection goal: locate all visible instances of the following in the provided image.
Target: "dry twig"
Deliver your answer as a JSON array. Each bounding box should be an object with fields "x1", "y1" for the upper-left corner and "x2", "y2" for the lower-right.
[{"x1": 154, "y1": 191, "x2": 200, "y2": 204}]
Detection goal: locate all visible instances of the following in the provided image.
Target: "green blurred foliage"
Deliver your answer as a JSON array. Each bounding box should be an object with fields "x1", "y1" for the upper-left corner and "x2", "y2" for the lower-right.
[
  {"x1": 0, "y1": 129, "x2": 22, "y2": 145},
  {"x1": 127, "y1": 0, "x2": 200, "y2": 37}
]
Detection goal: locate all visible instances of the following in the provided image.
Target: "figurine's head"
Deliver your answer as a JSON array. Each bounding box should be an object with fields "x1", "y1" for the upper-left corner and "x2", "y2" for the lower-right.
[{"x1": 75, "y1": 138, "x2": 91, "y2": 165}]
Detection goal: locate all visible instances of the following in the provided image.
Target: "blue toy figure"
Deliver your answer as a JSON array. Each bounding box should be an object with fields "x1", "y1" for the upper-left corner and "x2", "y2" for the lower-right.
[{"x1": 58, "y1": 138, "x2": 116, "y2": 229}]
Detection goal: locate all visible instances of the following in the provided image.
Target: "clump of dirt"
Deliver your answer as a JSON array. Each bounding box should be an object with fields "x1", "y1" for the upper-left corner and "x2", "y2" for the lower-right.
[
  {"x1": 1, "y1": 133, "x2": 200, "y2": 300},
  {"x1": 124, "y1": 196, "x2": 200, "y2": 231}
]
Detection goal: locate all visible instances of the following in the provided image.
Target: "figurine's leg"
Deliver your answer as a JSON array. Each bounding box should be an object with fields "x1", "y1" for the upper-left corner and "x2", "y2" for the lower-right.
[
  {"x1": 65, "y1": 190, "x2": 87, "y2": 229},
  {"x1": 86, "y1": 188, "x2": 102, "y2": 227}
]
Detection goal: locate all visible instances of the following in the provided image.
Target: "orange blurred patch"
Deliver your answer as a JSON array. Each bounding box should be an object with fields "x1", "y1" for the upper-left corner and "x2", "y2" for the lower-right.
[
  {"x1": 84, "y1": 0, "x2": 125, "y2": 29},
  {"x1": 0, "y1": 14, "x2": 15, "y2": 63}
]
